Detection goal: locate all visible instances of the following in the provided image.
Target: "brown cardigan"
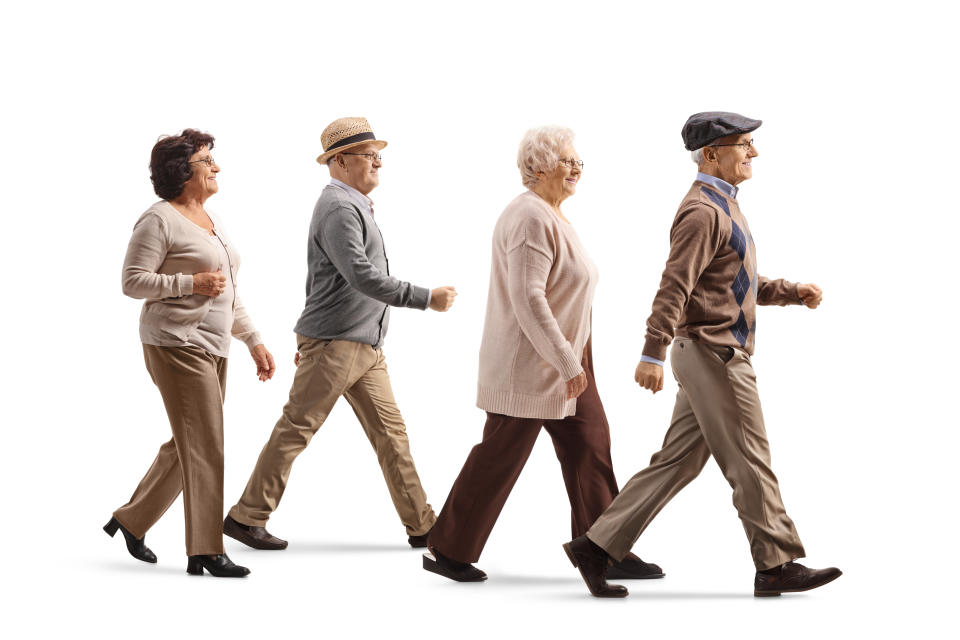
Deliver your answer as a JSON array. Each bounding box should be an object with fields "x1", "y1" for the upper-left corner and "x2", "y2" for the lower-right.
[{"x1": 642, "y1": 181, "x2": 801, "y2": 362}]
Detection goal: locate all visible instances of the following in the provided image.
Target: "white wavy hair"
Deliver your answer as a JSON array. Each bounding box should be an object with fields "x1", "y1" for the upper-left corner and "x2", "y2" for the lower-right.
[
  {"x1": 517, "y1": 125, "x2": 575, "y2": 188},
  {"x1": 691, "y1": 148, "x2": 705, "y2": 164}
]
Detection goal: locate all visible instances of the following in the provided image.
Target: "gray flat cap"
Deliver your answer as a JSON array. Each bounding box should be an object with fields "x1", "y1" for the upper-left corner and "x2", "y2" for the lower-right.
[{"x1": 682, "y1": 112, "x2": 762, "y2": 151}]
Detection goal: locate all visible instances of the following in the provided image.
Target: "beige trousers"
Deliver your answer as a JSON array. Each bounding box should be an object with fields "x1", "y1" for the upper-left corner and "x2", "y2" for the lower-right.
[
  {"x1": 113, "y1": 345, "x2": 228, "y2": 556},
  {"x1": 587, "y1": 338, "x2": 805, "y2": 570},
  {"x1": 229, "y1": 335, "x2": 436, "y2": 535}
]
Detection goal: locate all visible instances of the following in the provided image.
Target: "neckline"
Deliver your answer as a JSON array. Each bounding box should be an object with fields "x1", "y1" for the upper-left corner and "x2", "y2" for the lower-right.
[
  {"x1": 164, "y1": 200, "x2": 216, "y2": 235},
  {"x1": 526, "y1": 190, "x2": 572, "y2": 225}
]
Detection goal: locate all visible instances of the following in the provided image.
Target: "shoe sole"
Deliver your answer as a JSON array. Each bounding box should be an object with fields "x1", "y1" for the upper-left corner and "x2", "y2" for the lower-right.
[
  {"x1": 223, "y1": 523, "x2": 288, "y2": 551},
  {"x1": 754, "y1": 570, "x2": 843, "y2": 597},
  {"x1": 606, "y1": 569, "x2": 666, "y2": 580},
  {"x1": 562, "y1": 542, "x2": 629, "y2": 598},
  {"x1": 422, "y1": 553, "x2": 487, "y2": 582}
]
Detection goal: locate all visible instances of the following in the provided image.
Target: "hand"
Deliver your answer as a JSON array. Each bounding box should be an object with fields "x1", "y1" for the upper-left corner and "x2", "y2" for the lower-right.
[
  {"x1": 193, "y1": 270, "x2": 227, "y2": 297},
  {"x1": 294, "y1": 352, "x2": 301, "y2": 367},
  {"x1": 250, "y1": 344, "x2": 276, "y2": 381},
  {"x1": 798, "y1": 283, "x2": 823, "y2": 309},
  {"x1": 634, "y1": 361, "x2": 664, "y2": 394},
  {"x1": 565, "y1": 371, "x2": 588, "y2": 400},
  {"x1": 429, "y1": 286, "x2": 457, "y2": 312}
]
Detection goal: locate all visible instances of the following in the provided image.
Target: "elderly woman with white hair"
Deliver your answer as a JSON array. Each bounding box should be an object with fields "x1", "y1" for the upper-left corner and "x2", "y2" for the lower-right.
[{"x1": 423, "y1": 126, "x2": 662, "y2": 585}]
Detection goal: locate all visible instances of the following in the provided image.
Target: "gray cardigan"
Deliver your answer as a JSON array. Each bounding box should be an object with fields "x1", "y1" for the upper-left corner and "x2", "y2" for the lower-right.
[{"x1": 293, "y1": 184, "x2": 429, "y2": 348}]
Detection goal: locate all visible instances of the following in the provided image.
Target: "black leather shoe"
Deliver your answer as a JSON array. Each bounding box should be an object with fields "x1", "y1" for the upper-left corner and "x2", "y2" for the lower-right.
[
  {"x1": 423, "y1": 547, "x2": 487, "y2": 582},
  {"x1": 562, "y1": 536, "x2": 628, "y2": 598},
  {"x1": 408, "y1": 526, "x2": 433, "y2": 549},
  {"x1": 186, "y1": 553, "x2": 250, "y2": 578},
  {"x1": 607, "y1": 552, "x2": 665, "y2": 580},
  {"x1": 103, "y1": 516, "x2": 157, "y2": 563},
  {"x1": 223, "y1": 515, "x2": 288, "y2": 550},
  {"x1": 754, "y1": 561, "x2": 842, "y2": 597}
]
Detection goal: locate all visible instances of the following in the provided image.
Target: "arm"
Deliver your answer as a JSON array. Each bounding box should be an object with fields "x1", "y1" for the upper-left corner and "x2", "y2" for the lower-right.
[
  {"x1": 756, "y1": 276, "x2": 802, "y2": 306},
  {"x1": 231, "y1": 294, "x2": 262, "y2": 349},
  {"x1": 641, "y1": 205, "x2": 723, "y2": 362},
  {"x1": 320, "y1": 208, "x2": 430, "y2": 309},
  {"x1": 121, "y1": 212, "x2": 194, "y2": 299},
  {"x1": 505, "y1": 236, "x2": 583, "y2": 383}
]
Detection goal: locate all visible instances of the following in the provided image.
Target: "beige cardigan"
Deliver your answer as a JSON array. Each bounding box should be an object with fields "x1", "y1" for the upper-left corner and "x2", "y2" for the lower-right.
[
  {"x1": 121, "y1": 201, "x2": 261, "y2": 350},
  {"x1": 476, "y1": 191, "x2": 598, "y2": 419}
]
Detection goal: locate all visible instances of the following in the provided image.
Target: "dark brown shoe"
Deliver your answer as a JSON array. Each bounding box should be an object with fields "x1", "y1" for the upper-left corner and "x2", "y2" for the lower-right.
[
  {"x1": 423, "y1": 547, "x2": 487, "y2": 582},
  {"x1": 754, "y1": 561, "x2": 842, "y2": 597},
  {"x1": 562, "y1": 536, "x2": 628, "y2": 598},
  {"x1": 607, "y1": 552, "x2": 665, "y2": 580},
  {"x1": 408, "y1": 526, "x2": 432, "y2": 549},
  {"x1": 223, "y1": 515, "x2": 288, "y2": 550}
]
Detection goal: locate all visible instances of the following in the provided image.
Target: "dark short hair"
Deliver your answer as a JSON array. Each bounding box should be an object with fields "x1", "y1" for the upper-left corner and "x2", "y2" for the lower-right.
[{"x1": 149, "y1": 129, "x2": 215, "y2": 200}]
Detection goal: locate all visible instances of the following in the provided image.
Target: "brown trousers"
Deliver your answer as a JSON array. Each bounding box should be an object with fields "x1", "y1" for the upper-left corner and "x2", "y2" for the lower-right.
[
  {"x1": 587, "y1": 338, "x2": 806, "y2": 570},
  {"x1": 113, "y1": 345, "x2": 228, "y2": 556},
  {"x1": 229, "y1": 336, "x2": 435, "y2": 536},
  {"x1": 428, "y1": 342, "x2": 619, "y2": 563}
]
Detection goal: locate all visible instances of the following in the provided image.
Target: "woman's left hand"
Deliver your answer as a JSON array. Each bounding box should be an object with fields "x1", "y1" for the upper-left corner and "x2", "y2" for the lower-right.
[{"x1": 250, "y1": 344, "x2": 276, "y2": 381}]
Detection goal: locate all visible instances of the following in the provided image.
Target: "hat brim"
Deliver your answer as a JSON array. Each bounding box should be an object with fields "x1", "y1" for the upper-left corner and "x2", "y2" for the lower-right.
[{"x1": 316, "y1": 139, "x2": 388, "y2": 165}]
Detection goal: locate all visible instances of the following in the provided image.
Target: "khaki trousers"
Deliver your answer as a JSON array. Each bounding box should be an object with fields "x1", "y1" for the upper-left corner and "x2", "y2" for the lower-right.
[
  {"x1": 113, "y1": 345, "x2": 228, "y2": 556},
  {"x1": 428, "y1": 341, "x2": 619, "y2": 563},
  {"x1": 229, "y1": 335, "x2": 436, "y2": 535},
  {"x1": 587, "y1": 338, "x2": 805, "y2": 570}
]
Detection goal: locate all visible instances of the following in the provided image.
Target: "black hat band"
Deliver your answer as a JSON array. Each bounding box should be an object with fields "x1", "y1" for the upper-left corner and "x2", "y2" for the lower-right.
[{"x1": 326, "y1": 131, "x2": 376, "y2": 152}]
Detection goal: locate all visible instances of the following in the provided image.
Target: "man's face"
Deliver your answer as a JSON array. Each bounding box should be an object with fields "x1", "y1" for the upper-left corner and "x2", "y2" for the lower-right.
[
  {"x1": 336, "y1": 141, "x2": 382, "y2": 194},
  {"x1": 707, "y1": 133, "x2": 758, "y2": 186}
]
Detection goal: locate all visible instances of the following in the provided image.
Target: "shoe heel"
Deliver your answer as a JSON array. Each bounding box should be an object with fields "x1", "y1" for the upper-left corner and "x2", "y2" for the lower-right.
[
  {"x1": 754, "y1": 591, "x2": 781, "y2": 597},
  {"x1": 186, "y1": 557, "x2": 204, "y2": 575},
  {"x1": 562, "y1": 543, "x2": 578, "y2": 568},
  {"x1": 103, "y1": 517, "x2": 120, "y2": 537}
]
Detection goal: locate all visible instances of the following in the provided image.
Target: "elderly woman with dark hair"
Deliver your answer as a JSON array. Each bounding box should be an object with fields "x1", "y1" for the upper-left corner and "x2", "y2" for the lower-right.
[
  {"x1": 423, "y1": 126, "x2": 661, "y2": 588},
  {"x1": 104, "y1": 129, "x2": 275, "y2": 578}
]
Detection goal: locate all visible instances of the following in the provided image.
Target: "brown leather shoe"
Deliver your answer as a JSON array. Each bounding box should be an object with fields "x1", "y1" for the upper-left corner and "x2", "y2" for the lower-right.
[
  {"x1": 607, "y1": 552, "x2": 665, "y2": 580},
  {"x1": 754, "y1": 561, "x2": 842, "y2": 597},
  {"x1": 408, "y1": 526, "x2": 432, "y2": 549},
  {"x1": 223, "y1": 515, "x2": 288, "y2": 550},
  {"x1": 562, "y1": 536, "x2": 628, "y2": 598}
]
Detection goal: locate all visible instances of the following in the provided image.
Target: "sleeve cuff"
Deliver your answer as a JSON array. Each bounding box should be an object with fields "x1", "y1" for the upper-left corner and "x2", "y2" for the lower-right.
[
  {"x1": 642, "y1": 337, "x2": 669, "y2": 363},
  {"x1": 556, "y1": 343, "x2": 585, "y2": 381},
  {"x1": 180, "y1": 273, "x2": 194, "y2": 296},
  {"x1": 639, "y1": 354, "x2": 665, "y2": 367}
]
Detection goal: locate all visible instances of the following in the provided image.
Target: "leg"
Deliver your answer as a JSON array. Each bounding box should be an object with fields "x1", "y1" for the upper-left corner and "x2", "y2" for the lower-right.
[
  {"x1": 342, "y1": 349, "x2": 436, "y2": 536},
  {"x1": 672, "y1": 338, "x2": 805, "y2": 570},
  {"x1": 117, "y1": 345, "x2": 228, "y2": 556},
  {"x1": 543, "y1": 355, "x2": 618, "y2": 538},
  {"x1": 586, "y1": 383, "x2": 711, "y2": 561},
  {"x1": 428, "y1": 412, "x2": 543, "y2": 563},
  {"x1": 229, "y1": 337, "x2": 368, "y2": 527}
]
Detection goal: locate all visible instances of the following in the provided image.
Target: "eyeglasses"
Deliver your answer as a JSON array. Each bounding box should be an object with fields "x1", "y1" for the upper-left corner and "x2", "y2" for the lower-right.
[
  {"x1": 559, "y1": 158, "x2": 584, "y2": 169},
  {"x1": 189, "y1": 156, "x2": 217, "y2": 167},
  {"x1": 341, "y1": 152, "x2": 382, "y2": 162},
  {"x1": 707, "y1": 138, "x2": 755, "y2": 151}
]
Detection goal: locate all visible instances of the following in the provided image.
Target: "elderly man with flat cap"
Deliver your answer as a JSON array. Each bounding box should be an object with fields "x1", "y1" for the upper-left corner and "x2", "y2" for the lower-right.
[
  {"x1": 223, "y1": 117, "x2": 456, "y2": 550},
  {"x1": 562, "y1": 112, "x2": 841, "y2": 598}
]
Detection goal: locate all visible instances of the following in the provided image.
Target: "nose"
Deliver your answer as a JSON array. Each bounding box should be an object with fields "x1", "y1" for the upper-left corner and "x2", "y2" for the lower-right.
[
  {"x1": 748, "y1": 143, "x2": 758, "y2": 158},
  {"x1": 373, "y1": 156, "x2": 382, "y2": 168}
]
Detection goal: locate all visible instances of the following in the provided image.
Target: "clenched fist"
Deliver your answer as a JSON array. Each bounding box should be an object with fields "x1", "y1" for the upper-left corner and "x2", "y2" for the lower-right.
[
  {"x1": 193, "y1": 270, "x2": 227, "y2": 297},
  {"x1": 635, "y1": 361, "x2": 664, "y2": 394},
  {"x1": 798, "y1": 283, "x2": 823, "y2": 309},
  {"x1": 429, "y1": 286, "x2": 458, "y2": 312}
]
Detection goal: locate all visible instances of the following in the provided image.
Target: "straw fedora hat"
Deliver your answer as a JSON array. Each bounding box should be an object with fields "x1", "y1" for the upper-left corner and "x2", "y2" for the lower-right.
[{"x1": 316, "y1": 117, "x2": 388, "y2": 165}]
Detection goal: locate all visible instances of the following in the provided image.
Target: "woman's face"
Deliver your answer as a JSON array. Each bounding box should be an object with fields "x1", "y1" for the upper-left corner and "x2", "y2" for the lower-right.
[
  {"x1": 538, "y1": 143, "x2": 582, "y2": 200},
  {"x1": 185, "y1": 145, "x2": 220, "y2": 198}
]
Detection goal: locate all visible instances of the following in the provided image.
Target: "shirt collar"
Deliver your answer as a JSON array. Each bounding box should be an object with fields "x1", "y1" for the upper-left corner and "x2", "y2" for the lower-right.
[
  {"x1": 696, "y1": 172, "x2": 738, "y2": 199},
  {"x1": 330, "y1": 178, "x2": 374, "y2": 216}
]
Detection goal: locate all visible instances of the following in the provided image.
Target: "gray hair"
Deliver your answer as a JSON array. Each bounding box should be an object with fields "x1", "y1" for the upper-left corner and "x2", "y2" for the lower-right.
[
  {"x1": 691, "y1": 148, "x2": 704, "y2": 165},
  {"x1": 517, "y1": 126, "x2": 575, "y2": 188}
]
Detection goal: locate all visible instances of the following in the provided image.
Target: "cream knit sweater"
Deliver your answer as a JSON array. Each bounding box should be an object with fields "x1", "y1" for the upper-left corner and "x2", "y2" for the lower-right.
[{"x1": 476, "y1": 191, "x2": 598, "y2": 419}]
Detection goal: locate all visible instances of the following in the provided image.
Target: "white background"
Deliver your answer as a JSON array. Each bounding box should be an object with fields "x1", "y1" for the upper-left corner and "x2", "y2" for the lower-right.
[{"x1": 2, "y1": 0, "x2": 957, "y2": 637}]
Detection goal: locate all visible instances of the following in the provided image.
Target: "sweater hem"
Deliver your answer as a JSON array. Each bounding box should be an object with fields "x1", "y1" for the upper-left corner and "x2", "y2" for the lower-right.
[{"x1": 477, "y1": 386, "x2": 575, "y2": 420}]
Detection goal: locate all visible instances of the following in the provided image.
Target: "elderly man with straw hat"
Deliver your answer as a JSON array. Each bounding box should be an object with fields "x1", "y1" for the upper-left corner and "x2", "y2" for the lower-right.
[
  {"x1": 224, "y1": 117, "x2": 456, "y2": 550},
  {"x1": 563, "y1": 112, "x2": 842, "y2": 598}
]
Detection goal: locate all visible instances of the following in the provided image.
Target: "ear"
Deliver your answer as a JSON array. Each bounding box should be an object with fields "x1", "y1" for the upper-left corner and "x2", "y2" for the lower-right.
[{"x1": 701, "y1": 146, "x2": 718, "y2": 164}]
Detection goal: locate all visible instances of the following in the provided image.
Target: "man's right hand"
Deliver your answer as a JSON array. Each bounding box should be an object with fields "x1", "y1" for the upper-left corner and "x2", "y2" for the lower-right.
[
  {"x1": 429, "y1": 286, "x2": 457, "y2": 311},
  {"x1": 635, "y1": 361, "x2": 664, "y2": 394},
  {"x1": 193, "y1": 270, "x2": 226, "y2": 297}
]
